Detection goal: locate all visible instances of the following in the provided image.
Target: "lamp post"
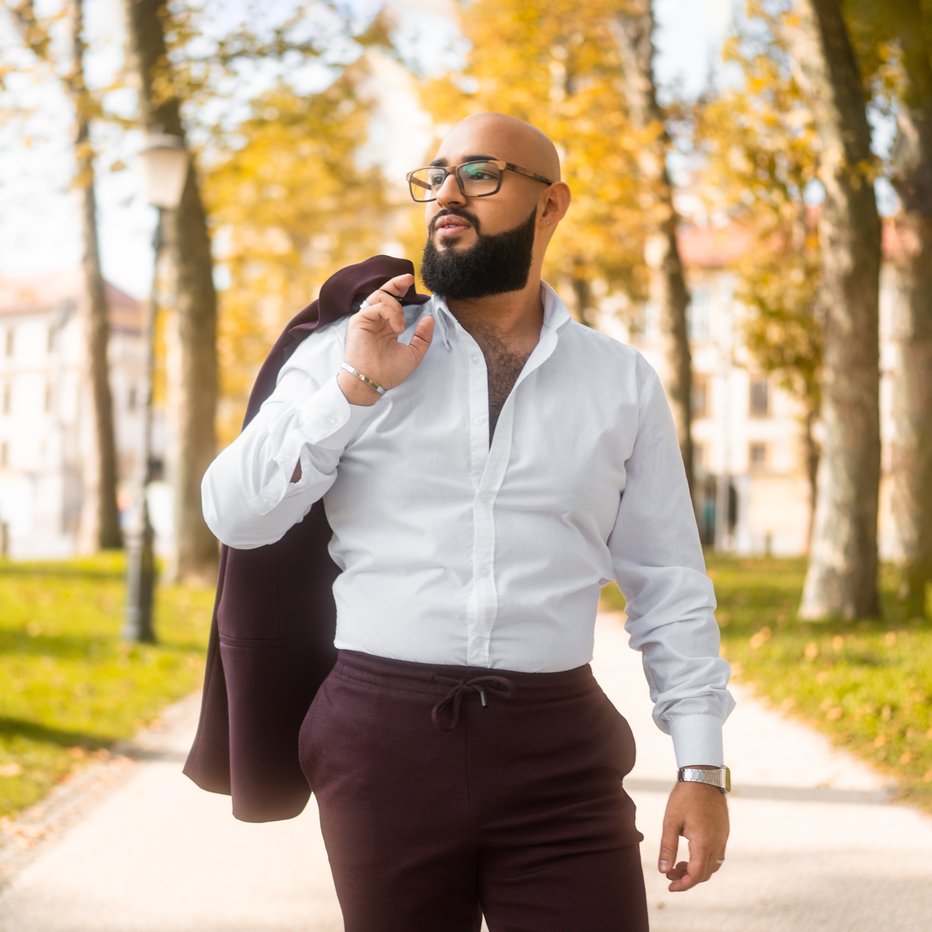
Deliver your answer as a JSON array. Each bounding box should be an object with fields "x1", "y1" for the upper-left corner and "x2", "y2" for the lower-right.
[{"x1": 123, "y1": 133, "x2": 189, "y2": 644}]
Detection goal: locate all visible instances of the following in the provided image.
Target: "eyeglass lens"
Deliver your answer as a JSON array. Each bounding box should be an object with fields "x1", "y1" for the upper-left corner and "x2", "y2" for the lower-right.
[{"x1": 409, "y1": 161, "x2": 503, "y2": 201}]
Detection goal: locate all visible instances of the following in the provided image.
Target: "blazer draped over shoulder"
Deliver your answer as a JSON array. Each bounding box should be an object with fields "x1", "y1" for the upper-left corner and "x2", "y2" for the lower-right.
[{"x1": 183, "y1": 255, "x2": 429, "y2": 822}]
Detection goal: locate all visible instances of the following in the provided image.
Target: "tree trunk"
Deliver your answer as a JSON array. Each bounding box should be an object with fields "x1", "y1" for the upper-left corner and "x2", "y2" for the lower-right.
[
  {"x1": 72, "y1": 0, "x2": 123, "y2": 552},
  {"x1": 802, "y1": 403, "x2": 820, "y2": 551},
  {"x1": 887, "y1": 10, "x2": 932, "y2": 619},
  {"x1": 121, "y1": 0, "x2": 219, "y2": 583},
  {"x1": 613, "y1": 2, "x2": 694, "y2": 493},
  {"x1": 788, "y1": 0, "x2": 882, "y2": 619},
  {"x1": 570, "y1": 274, "x2": 594, "y2": 327}
]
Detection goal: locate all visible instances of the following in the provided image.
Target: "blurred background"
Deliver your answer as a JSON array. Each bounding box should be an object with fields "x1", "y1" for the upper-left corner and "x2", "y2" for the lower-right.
[{"x1": 0, "y1": 0, "x2": 929, "y2": 831}]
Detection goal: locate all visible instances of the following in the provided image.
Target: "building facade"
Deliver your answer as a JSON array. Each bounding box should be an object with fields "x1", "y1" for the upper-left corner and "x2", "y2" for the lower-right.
[
  {"x1": 601, "y1": 220, "x2": 904, "y2": 558},
  {"x1": 0, "y1": 272, "x2": 151, "y2": 558}
]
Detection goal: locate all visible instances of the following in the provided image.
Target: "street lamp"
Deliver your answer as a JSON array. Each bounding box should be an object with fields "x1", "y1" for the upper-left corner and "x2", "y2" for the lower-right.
[{"x1": 123, "y1": 132, "x2": 189, "y2": 644}]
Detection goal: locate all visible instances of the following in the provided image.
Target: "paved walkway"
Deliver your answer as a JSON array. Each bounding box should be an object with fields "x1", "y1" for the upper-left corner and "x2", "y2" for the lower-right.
[{"x1": 1, "y1": 613, "x2": 931, "y2": 931}]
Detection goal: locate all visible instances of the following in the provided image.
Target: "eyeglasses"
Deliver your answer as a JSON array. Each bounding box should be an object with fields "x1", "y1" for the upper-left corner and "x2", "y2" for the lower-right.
[{"x1": 405, "y1": 159, "x2": 554, "y2": 202}]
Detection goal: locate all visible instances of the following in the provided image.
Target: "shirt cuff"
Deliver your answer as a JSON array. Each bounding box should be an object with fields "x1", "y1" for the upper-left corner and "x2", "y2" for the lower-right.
[
  {"x1": 668, "y1": 714, "x2": 725, "y2": 768},
  {"x1": 295, "y1": 373, "x2": 382, "y2": 450},
  {"x1": 261, "y1": 375, "x2": 382, "y2": 506}
]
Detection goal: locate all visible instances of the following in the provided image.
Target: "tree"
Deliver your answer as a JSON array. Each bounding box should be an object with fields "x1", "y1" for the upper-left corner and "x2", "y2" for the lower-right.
[
  {"x1": 786, "y1": 0, "x2": 882, "y2": 619},
  {"x1": 9, "y1": 0, "x2": 122, "y2": 551},
  {"x1": 877, "y1": 0, "x2": 932, "y2": 617},
  {"x1": 612, "y1": 0, "x2": 695, "y2": 491},
  {"x1": 121, "y1": 0, "x2": 219, "y2": 583},
  {"x1": 119, "y1": 0, "x2": 408, "y2": 582}
]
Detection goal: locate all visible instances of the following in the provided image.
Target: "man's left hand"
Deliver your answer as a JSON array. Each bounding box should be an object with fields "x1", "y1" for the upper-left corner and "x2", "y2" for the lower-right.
[{"x1": 657, "y1": 781, "x2": 729, "y2": 892}]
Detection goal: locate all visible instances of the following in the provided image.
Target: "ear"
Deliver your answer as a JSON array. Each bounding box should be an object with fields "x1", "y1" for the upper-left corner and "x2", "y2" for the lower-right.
[{"x1": 540, "y1": 181, "x2": 571, "y2": 227}]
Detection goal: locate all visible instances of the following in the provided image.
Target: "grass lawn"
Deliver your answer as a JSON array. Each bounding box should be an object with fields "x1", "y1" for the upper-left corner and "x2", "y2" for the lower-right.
[
  {"x1": 2, "y1": 552, "x2": 929, "y2": 821},
  {"x1": 0, "y1": 553, "x2": 214, "y2": 820},
  {"x1": 604, "y1": 555, "x2": 932, "y2": 813}
]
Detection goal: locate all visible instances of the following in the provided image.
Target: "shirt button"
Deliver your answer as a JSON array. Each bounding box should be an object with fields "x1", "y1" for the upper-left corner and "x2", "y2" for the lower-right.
[
  {"x1": 472, "y1": 416, "x2": 484, "y2": 426},
  {"x1": 479, "y1": 564, "x2": 491, "y2": 577},
  {"x1": 327, "y1": 415, "x2": 337, "y2": 426},
  {"x1": 471, "y1": 354, "x2": 480, "y2": 364},
  {"x1": 479, "y1": 492, "x2": 492, "y2": 503}
]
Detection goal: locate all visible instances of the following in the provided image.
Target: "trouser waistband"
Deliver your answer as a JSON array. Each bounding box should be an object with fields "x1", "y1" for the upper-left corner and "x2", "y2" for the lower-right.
[
  {"x1": 332, "y1": 650, "x2": 597, "y2": 730},
  {"x1": 333, "y1": 649, "x2": 595, "y2": 699}
]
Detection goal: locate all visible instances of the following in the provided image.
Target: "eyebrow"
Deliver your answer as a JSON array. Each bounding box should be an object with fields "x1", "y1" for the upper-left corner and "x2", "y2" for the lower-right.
[{"x1": 428, "y1": 154, "x2": 498, "y2": 167}]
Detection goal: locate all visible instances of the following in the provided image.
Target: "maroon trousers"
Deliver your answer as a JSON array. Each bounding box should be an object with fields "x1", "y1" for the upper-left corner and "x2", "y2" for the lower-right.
[{"x1": 299, "y1": 650, "x2": 650, "y2": 932}]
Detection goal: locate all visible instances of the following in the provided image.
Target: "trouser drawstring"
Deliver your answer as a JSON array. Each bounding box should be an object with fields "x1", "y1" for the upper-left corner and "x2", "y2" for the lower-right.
[{"x1": 430, "y1": 674, "x2": 517, "y2": 731}]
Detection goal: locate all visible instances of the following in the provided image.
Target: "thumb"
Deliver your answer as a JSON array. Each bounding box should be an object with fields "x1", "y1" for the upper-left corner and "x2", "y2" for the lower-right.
[
  {"x1": 408, "y1": 314, "x2": 435, "y2": 362},
  {"x1": 659, "y1": 822, "x2": 680, "y2": 874}
]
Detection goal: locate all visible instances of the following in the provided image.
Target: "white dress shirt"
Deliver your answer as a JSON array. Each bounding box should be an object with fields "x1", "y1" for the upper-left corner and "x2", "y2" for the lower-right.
[{"x1": 202, "y1": 283, "x2": 735, "y2": 766}]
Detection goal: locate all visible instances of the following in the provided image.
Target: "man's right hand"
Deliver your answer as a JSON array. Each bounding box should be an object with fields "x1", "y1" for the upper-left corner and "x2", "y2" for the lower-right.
[{"x1": 337, "y1": 273, "x2": 435, "y2": 406}]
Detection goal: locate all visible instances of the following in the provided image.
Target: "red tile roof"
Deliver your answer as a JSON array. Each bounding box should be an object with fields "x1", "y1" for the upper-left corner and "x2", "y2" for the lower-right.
[
  {"x1": 0, "y1": 270, "x2": 141, "y2": 328},
  {"x1": 678, "y1": 214, "x2": 908, "y2": 269}
]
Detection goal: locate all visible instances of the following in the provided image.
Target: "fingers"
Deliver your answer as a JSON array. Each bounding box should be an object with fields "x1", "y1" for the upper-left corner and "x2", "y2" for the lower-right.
[
  {"x1": 664, "y1": 839, "x2": 727, "y2": 892},
  {"x1": 380, "y1": 272, "x2": 414, "y2": 297},
  {"x1": 359, "y1": 274, "x2": 414, "y2": 335},
  {"x1": 343, "y1": 273, "x2": 433, "y2": 397},
  {"x1": 409, "y1": 314, "x2": 435, "y2": 360},
  {"x1": 658, "y1": 823, "x2": 679, "y2": 879},
  {"x1": 667, "y1": 841, "x2": 712, "y2": 892}
]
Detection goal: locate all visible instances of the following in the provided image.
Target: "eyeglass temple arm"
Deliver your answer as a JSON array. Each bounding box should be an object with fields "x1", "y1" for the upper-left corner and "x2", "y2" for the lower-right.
[{"x1": 503, "y1": 162, "x2": 553, "y2": 186}]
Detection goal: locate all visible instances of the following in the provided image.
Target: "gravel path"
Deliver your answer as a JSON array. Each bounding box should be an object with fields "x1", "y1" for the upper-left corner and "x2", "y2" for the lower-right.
[{"x1": 1, "y1": 613, "x2": 930, "y2": 931}]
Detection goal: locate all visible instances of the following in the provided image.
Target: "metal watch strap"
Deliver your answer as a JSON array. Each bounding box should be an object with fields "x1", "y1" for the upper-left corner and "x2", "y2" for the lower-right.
[{"x1": 677, "y1": 766, "x2": 731, "y2": 794}]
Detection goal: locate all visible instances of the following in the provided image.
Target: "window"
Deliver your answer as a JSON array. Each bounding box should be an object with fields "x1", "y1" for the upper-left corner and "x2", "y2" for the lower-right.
[
  {"x1": 4, "y1": 329, "x2": 13, "y2": 357},
  {"x1": 749, "y1": 377, "x2": 769, "y2": 418},
  {"x1": 749, "y1": 442, "x2": 768, "y2": 473}
]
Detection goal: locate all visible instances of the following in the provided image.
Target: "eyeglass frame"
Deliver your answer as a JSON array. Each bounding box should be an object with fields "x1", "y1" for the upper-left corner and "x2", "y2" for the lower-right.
[{"x1": 405, "y1": 158, "x2": 554, "y2": 203}]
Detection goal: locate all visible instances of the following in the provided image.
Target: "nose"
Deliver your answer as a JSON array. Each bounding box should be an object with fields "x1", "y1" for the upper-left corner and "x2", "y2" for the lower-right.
[{"x1": 435, "y1": 170, "x2": 466, "y2": 208}]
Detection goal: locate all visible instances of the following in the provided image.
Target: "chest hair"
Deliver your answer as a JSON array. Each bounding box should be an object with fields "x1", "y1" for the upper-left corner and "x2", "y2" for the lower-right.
[{"x1": 473, "y1": 331, "x2": 533, "y2": 439}]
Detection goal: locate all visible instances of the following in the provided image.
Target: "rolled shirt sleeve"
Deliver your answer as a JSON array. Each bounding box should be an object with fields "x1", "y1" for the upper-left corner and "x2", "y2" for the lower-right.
[
  {"x1": 201, "y1": 320, "x2": 381, "y2": 550},
  {"x1": 608, "y1": 356, "x2": 735, "y2": 767}
]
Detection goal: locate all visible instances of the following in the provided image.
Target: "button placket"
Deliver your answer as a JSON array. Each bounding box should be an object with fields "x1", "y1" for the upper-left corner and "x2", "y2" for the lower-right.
[
  {"x1": 457, "y1": 328, "x2": 496, "y2": 665},
  {"x1": 460, "y1": 318, "x2": 561, "y2": 667}
]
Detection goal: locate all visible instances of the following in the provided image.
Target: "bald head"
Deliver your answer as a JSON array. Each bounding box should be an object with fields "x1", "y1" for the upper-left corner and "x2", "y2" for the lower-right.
[{"x1": 438, "y1": 112, "x2": 562, "y2": 182}]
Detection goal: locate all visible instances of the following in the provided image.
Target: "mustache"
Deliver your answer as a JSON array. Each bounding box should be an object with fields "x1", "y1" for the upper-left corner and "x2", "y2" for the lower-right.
[{"x1": 430, "y1": 208, "x2": 481, "y2": 234}]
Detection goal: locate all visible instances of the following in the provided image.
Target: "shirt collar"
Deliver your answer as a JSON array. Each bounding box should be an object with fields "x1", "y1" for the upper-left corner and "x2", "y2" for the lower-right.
[{"x1": 423, "y1": 282, "x2": 571, "y2": 350}]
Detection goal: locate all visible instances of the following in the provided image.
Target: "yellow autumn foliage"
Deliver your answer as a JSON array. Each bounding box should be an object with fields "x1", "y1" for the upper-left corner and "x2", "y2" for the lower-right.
[
  {"x1": 416, "y1": 0, "x2": 649, "y2": 318},
  {"x1": 203, "y1": 67, "x2": 391, "y2": 443}
]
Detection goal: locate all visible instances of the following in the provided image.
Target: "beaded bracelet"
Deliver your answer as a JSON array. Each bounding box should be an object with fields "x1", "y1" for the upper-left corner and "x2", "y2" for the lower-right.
[{"x1": 340, "y1": 361, "x2": 387, "y2": 397}]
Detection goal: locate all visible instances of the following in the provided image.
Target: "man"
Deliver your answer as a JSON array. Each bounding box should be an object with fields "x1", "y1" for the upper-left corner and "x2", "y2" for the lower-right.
[{"x1": 202, "y1": 112, "x2": 734, "y2": 931}]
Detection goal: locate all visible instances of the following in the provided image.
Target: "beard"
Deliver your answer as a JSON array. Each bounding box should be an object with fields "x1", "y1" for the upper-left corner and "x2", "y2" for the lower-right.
[{"x1": 420, "y1": 206, "x2": 538, "y2": 300}]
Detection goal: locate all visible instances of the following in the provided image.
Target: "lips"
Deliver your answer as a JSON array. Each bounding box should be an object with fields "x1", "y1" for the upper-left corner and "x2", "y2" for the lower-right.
[{"x1": 434, "y1": 214, "x2": 473, "y2": 237}]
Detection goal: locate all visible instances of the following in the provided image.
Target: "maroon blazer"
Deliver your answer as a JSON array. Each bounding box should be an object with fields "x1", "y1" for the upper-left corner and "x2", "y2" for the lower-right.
[{"x1": 183, "y1": 256, "x2": 429, "y2": 822}]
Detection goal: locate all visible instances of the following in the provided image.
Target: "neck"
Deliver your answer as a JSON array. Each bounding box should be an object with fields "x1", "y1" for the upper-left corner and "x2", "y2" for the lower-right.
[{"x1": 448, "y1": 279, "x2": 544, "y2": 347}]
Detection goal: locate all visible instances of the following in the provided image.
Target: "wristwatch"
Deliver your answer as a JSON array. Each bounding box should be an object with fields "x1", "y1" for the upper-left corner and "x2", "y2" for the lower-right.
[{"x1": 677, "y1": 766, "x2": 731, "y2": 794}]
